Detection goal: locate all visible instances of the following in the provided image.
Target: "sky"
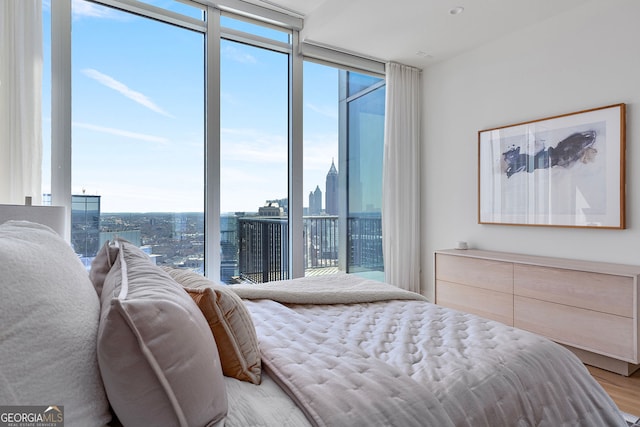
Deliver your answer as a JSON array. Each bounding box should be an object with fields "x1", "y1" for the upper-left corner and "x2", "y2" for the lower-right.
[{"x1": 42, "y1": 0, "x2": 339, "y2": 213}]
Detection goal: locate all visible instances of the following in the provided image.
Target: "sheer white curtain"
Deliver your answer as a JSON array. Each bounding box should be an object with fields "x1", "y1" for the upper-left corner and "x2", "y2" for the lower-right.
[
  {"x1": 382, "y1": 62, "x2": 422, "y2": 293},
  {"x1": 0, "y1": 0, "x2": 43, "y2": 205}
]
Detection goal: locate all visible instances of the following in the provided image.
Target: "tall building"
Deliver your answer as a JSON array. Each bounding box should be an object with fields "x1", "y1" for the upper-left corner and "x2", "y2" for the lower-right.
[
  {"x1": 268, "y1": 197, "x2": 288, "y2": 214},
  {"x1": 220, "y1": 213, "x2": 240, "y2": 283},
  {"x1": 71, "y1": 194, "x2": 101, "y2": 258},
  {"x1": 237, "y1": 216, "x2": 288, "y2": 284},
  {"x1": 309, "y1": 186, "x2": 322, "y2": 215},
  {"x1": 259, "y1": 202, "x2": 283, "y2": 217},
  {"x1": 325, "y1": 159, "x2": 338, "y2": 215}
]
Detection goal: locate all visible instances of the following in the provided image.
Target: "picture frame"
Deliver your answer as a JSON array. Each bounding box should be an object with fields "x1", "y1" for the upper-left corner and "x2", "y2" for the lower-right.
[{"x1": 478, "y1": 103, "x2": 626, "y2": 229}]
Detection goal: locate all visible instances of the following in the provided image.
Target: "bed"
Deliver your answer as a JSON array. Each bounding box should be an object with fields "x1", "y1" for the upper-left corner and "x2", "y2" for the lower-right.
[
  {"x1": 0, "y1": 223, "x2": 627, "y2": 426},
  {"x1": 218, "y1": 274, "x2": 626, "y2": 427}
]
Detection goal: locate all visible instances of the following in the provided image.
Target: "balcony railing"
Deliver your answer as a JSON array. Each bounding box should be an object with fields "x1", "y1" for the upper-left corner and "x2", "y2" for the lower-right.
[
  {"x1": 236, "y1": 214, "x2": 382, "y2": 284},
  {"x1": 347, "y1": 215, "x2": 384, "y2": 272},
  {"x1": 238, "y1": 217, "x2": 289, "y2": 284},
  {"x1": 304, "y1": 215, "x2": 338, "y2": 269}
]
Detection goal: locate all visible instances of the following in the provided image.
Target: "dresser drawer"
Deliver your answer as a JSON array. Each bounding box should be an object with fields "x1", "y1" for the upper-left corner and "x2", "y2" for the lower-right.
[
  {"x1": 436, "y1": 280, "x2": 513, "y2": 326},
  {"x1": 514, "y1": 264, "x2": 633, "y2": 317},
  {"x1": 435, "y1": 253, "x2": 513, "y2": 294},
  {"x1": 435, "y1": 249, "x2": 640, "y2": 374},
  {"x1": 514, "y1": 296, "x2": 636, "y2": 362}
]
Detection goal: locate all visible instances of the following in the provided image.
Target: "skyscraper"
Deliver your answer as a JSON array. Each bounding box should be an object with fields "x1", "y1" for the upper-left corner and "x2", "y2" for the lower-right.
[
  {"x1": 71, "y1": 194, "x2": 101, "y2": 258},
  {"x1": 325, "y1": 159, "x2": 338, "y2": 215},
  {"x1": 309, "y1": 185, "x2": 322, "y2": 215}
]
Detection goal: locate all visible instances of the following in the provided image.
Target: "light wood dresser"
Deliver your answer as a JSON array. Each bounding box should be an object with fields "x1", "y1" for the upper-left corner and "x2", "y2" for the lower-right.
[{"x1": 434, "y1": 249, "x2": 640, "y2": 376}]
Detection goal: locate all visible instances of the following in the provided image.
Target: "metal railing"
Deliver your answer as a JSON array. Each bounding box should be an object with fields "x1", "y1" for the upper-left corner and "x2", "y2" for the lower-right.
[
  {"x1": 347, "y1": 215, "x2": 384, "y2": 272},
  {"x1": 303, "y1": 215, "x2": 339, "y2": 269},
  {"x1": 238, "y1": 217, "x2": 289, "y2": 284},
  {"x1": 237, "y1": 214, "x2": 382, "y2": 283}
]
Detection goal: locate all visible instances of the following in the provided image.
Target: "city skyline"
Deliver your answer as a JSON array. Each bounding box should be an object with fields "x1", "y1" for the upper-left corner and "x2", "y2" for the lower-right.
[
  {"x1": 39, "y1": 0, "x2": 385, "y2": 286},
  {"x1": 64, "y1": 157, "x2": 339, "y2": 215},
  {"x1": 308, "y1": 159, "x2": 338, "y2": 215}
]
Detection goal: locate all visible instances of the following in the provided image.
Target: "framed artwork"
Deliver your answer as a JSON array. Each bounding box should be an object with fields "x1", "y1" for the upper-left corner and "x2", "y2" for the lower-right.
[{"x1": 478, "y1": 103, "x2": 625, "y2": 228}]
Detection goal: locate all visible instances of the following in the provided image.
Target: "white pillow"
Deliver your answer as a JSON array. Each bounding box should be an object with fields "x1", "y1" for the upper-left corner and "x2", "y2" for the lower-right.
[
  {"x1": 93, "y1": 239, "x2": 228, "y2": 427},
  {"x1": 0, "y1": 220, "x2": 111, "y2": 426}
]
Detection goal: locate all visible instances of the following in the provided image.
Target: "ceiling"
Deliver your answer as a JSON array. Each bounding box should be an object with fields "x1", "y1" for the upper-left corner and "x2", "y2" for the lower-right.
[{"x1": 250, "y1": 0, "x2": 589, "y2": 69}]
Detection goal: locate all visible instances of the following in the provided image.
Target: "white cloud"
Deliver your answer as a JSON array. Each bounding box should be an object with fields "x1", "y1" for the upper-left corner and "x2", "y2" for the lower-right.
[
  {"x1": 302, "y1": 132, "x2": 338, "y2": 162},
  {"x1": 221, "y1": 45, "x2": 257, "y2": 64},
  {"x1": 220, "y1": 164, "x2": 287, "y2": 212},
  {"x1": 221, "y1": 92, "x2": 241, "y2": 106},
  {"x1": 72, "y1": 0, "x2": 123, "y2": 20},
  {"x1": 82, "y1": 68, "x2": 175, "y2": 118},
  {"x1": 73, "y1": 121, "x2": 169, "y2": 144},
  {"x1": 306, "y1": 102, "x2": 338, "y2": 120},
  {"x1": 218, "y1": 130, "x2": 288, "y2": 211},
  {"x1": 220, "y1": 128, "x2": 287, "y2": 163}
]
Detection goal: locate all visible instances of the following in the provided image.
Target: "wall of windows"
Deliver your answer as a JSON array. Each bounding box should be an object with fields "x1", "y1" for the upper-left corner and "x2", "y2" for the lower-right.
[{"x1": 44, "y1": 0, "x2": 385, "y2": 282}]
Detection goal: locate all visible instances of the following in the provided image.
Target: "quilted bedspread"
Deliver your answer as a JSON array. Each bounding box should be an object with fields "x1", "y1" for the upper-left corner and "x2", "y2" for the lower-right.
[{"x1": 236, "y1": 275, "x2": 626, "y2": 427}]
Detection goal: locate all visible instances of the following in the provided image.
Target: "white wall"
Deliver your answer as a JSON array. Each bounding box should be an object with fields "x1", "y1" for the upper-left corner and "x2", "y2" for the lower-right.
[{"x1": 421, "y1": 0, "x2": 640, "y2": 299}]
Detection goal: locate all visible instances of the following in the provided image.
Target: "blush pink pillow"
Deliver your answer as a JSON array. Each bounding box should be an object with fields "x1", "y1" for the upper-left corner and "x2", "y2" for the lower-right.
[{"x1": 93, "y1": 240, "x2": 227, "y2": 427}]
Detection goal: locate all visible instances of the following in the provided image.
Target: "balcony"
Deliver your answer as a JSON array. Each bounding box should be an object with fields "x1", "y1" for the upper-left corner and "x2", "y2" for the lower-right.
[{"x1": 235, "y1": 214, "x2": 382, "y2": 284}]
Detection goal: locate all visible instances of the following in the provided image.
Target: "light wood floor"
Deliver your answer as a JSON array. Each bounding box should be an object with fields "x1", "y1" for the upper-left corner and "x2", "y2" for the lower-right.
[{"x1": 588, "y1": 365, "x2": 640, "y2": 416}]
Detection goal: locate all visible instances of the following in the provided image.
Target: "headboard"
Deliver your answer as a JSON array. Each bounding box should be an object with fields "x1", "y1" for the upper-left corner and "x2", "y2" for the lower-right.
[{"x1": 0, "y1": 204, "x2": 66, "y2": 237}]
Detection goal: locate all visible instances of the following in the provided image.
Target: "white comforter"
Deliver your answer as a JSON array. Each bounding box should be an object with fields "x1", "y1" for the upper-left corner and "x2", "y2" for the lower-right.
[{"x1": 230, "y1": 275, "x2": 626, "y2": 427}]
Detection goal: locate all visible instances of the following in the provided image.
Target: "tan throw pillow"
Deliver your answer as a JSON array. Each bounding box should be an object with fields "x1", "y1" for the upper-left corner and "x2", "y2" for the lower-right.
[
  {"x1": 94, "y1": 240, "x2": 227, "y2": 427},
  {"x1": 163, "y1": 267, "x2": 262, "y2": 385}
]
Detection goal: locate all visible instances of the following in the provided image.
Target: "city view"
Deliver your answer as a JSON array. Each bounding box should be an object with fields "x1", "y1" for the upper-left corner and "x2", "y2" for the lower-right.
[
  {"x1": 67, "y1": 160, "x2": 383, "y2": 284},
  {"x1": 42, "y1": 1, "x2": 385, "y2": 284}
]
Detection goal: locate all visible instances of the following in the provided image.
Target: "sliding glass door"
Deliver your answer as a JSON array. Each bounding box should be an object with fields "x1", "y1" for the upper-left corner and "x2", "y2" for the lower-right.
[{"x1": 303, "y1": 62, "x2": 385, "y2": 280}]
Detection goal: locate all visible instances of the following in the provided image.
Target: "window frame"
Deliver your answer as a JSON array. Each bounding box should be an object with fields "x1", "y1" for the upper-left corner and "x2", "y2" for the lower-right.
[{"x1": 49, "y1": 0, "x2": 383, "y2": 281}]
